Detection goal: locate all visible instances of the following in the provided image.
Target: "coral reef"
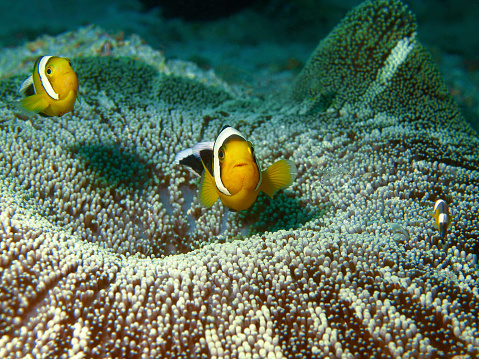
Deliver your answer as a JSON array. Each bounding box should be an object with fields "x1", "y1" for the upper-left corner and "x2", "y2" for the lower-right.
[{"x1": 0, "y1": 1, "x2": 478, "y2": 358}]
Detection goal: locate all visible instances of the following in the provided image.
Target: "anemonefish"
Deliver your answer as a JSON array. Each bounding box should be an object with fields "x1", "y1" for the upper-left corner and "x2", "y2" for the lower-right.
[
  {"x1": 175, "y1": 125, "x2": 298, "y2": 211},
  {"x1": 432, "y1": 199, "x2": 450, "y2": 239},
  {"x1": 18, "y1": 56, "x2": 79, "y2": 117}
]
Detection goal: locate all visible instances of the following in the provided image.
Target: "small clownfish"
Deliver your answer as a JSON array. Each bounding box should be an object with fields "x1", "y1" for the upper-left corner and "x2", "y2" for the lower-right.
[
  {"x1": 18, "y1": 56, "x2": 79, "y2": 117},
  {"x1": 175, "y1": 125, "x2": 298, "y2": 211},
  {"x1": 432, "y1": 199, "x2": 450, "y2": 239}
]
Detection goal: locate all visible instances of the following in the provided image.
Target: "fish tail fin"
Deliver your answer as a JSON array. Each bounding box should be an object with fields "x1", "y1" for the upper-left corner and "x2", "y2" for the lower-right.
[
  {"x1": 199, "y1": 167, "x2": 219, "y2": 207},
  {"x1": 260, "y1": 159, "x2": 297, "y2": 198},
  {"x1": 21, "y1": 94, "x2": 49, "y2": 114}
]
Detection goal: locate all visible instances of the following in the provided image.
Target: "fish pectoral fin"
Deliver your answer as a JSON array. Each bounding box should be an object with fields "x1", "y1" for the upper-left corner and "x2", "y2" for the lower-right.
[
  {"x1": 18, "y1": 76, "x2": 34, "y2": 94},
  {"x1": 64, "y1": 90, "x2": 78, "y2": 102},
  {"x1": 21, "y1": 94, "x2": 49, "y2": 114},
  {"x1": 199, "y1": 168, "x2": 219, "y2": 208},
  {"x1": 260, "y1": 159, "x2": 297, "y2": 198}
]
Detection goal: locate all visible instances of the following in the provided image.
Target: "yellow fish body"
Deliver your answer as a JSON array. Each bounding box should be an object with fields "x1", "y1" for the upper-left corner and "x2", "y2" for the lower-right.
[
  {"x1": 175, "y1": 126, "x2": 297, "y2": 211},
  {"x1": 18, "y1": 56, "x2": 78, "y2": 117},
  {"x1": 432, "y1": 199, "x2": 449, "y2": 239}
]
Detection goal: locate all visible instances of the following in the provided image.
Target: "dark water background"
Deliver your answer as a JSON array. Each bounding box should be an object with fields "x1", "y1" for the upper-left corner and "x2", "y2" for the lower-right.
[{"x1": 1, "y1": 0, "x2": 478, "y2": 131}]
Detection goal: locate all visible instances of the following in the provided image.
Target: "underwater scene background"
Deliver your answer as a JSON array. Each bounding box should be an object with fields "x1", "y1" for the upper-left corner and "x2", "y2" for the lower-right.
[{"x1": 0, "y1": 0, "x2": 478, "y2": 358}]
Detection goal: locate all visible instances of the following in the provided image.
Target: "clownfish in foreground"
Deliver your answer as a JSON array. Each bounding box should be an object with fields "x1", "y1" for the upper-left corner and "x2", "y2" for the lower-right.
[
  {"x1": 175, "y1": 125, "x2": 298, "y2": 211},
  {"x1": 432, "y1": 199, "x2": 450, "y2": 239},
  {"x1": 18, "y1": 56, "x2": 79, "y2": 117}
]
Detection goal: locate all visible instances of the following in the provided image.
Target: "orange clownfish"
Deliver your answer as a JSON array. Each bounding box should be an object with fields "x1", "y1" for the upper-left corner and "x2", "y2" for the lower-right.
[
  {"x1": 175, "y1": 125, "x2": 298, "y2": 211},
  {"x1": 18, "y1": 56, "x2": 79, "y2": 117},
  {"x1": 432, "y1": 199, "x2": 450, "y2": 239}
]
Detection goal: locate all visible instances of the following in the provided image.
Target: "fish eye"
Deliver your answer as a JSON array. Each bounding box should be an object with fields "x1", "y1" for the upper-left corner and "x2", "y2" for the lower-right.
[
  {"x1": 46, "y1": 67, "x2": 52, "y2": 75},
  {"x1": 218, "y1": 148, "x2": 225, "y2": 161}
]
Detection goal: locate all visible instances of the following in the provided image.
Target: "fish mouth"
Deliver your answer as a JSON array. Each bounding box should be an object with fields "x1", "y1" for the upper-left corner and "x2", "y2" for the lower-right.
[{"x1": 233, "y1": 163, "x2": 247, "y2": 168}]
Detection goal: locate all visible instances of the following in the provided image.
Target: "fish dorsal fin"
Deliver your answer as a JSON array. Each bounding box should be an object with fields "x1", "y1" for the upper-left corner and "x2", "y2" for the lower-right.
[
  {"x1": 192, "y1": 141, "x2": 214, "y2": 157},
  {"x1": 199, "y1": 164, "x2": 219, "y2": 207},
  {"x1": 38, "y1": 56, "x2": 59, "y2": 100},
  {"x1": 19, "y1": 76, "x2": 34, "y2": 94},
  {"x1": 175, "y1": 148, "x2": 203, "y2": 177},
  {"x1": 175, "y1": 142, "x2": 214, "y2": 177},
  {"x1": 199, "y1": 147, "x2": 214, "y2": 178},
  {"x1": 175, "y1": 148, "x2": 193, "y2": 164},
  {"x1": 259, "y1": 159, "x2": 297, "y2": 198}
]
